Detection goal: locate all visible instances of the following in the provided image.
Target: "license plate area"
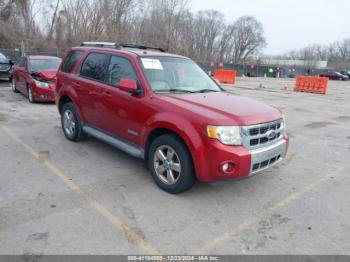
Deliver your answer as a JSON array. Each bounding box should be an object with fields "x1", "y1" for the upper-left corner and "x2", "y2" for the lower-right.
[{"x1": 250, "y1": 140, "x2": 286, "y2": 175}]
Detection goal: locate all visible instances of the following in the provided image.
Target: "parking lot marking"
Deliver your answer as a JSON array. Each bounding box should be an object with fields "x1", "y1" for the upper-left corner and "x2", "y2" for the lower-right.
[
  {"x1": 1, "y1": 126, "x2": 160, "y2": 255},
  {"x1": 193, "y1": 165, "x2": 348, "y2": 254}
]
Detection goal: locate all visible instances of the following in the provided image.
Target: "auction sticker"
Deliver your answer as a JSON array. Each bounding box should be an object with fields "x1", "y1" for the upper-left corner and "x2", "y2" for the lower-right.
[{"x1": 141, "y1": 58, "x2": 163, "y2": 70}]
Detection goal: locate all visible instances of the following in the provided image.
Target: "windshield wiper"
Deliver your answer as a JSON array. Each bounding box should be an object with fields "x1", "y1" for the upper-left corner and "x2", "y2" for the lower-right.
[
  {"x1": 194, "y1": 89, "x2": 219, "y2": 93},
  {"x1": 155, "y1": 89, "x2": 195, "y2": 93}
]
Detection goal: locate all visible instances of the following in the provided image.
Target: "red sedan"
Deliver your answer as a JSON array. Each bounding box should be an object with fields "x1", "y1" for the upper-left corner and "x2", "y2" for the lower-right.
[{"x1": 11, "y1": 55, "x2": 62, "y2": 103}]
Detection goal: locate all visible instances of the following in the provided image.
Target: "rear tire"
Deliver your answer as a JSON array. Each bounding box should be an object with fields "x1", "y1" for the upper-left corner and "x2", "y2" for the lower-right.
[
  {"x1": 61, "y1": 102, "x2": 86, "y2": 142},
  {"x1": 148, "y1": 134, "x2": 195, "y2": 194},
  {"x1": 11, "y1": 78, "x2": 19, "y2": 93}
]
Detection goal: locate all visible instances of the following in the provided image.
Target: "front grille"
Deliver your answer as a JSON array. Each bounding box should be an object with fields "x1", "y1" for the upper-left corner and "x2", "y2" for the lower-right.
[
  {"x1": 242, "y1": 119, "x2": 284, "y2": 150},
  {"x1": 252, "y1": 154, "x2": 281, "y2": 173}
]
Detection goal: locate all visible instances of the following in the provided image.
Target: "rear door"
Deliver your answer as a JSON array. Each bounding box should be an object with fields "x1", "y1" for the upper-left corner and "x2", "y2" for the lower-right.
[{"x1": 77, "y1": 52, "x2": 109, "y2": 127}]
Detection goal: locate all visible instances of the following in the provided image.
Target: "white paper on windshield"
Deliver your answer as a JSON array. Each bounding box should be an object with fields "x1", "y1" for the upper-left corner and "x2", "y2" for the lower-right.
[{"x1": 141, "y1": 58, "x2": 163, "y2": 70}]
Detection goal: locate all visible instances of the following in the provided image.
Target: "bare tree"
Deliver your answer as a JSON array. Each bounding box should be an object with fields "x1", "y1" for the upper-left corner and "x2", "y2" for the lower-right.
[
  {"x1": 230, "y1": 16, "x2": 266, "y2": 64},
  {"x1": 1, "y1": 0, "x2": 270, "y2": 65},
  {"x1": 46, "y1": 0, "x2": 60, "y2": 42},
  {"x1": 277, "y1": 38, "x2": 350, "y2": 70}
]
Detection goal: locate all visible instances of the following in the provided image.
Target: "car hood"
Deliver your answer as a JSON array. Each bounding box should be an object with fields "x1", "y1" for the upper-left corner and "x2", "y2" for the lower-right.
[
  {"x1": 33, "y1": 70, "x2": 57, "y2": 81},
  {"x1": 159, "y1": 91, "x2": 283, "y2": 126}
]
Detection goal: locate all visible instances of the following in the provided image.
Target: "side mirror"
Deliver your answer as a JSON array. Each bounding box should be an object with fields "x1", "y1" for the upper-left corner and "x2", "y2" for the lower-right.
[
  {"x1": 119, "y1": 78, "x2": 139, "y2": 94},
  {"x1": 9, "y1": 60, "x2": 14, "y2": 66}
]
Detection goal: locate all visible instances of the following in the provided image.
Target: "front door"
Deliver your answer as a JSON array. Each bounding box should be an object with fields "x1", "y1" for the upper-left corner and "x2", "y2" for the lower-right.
[{"x1": 98, "y1": 55, "x2": 148, "y2": 145}]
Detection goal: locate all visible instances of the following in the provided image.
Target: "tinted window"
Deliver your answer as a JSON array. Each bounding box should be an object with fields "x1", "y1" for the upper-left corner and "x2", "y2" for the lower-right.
[
  {"x1": 80, "y1": 53, "x2": 107, "y2": 81},
  {"x1": 107, "y1": 56, "x2": 137, "y2": 86},
  {"x1": 30, "y1": 58, "x2": 61, "y2": 72},
  {"x1": 62, "y1": 51, "x2": 83, "y2": 73}
]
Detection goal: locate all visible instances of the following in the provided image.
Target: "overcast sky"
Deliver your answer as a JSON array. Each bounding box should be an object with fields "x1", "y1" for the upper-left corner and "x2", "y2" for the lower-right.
[{"x1": 190, "y1": 0, "x2": 349, "y2": 55}]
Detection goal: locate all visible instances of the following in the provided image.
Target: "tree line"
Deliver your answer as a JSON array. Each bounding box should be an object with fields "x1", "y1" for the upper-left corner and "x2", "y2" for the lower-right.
[
  {"x1": 271, "y1": 39, "x2": 350, "y2": 70},
  {"x1": 0, "y1": 0, "x2": 266, "y2": 63}
]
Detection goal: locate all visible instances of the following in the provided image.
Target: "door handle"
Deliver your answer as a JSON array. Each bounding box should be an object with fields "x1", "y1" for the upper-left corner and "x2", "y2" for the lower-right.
[
  {"x1": 72, "y1": 81, "x2": 81, "y2": 89},
  {"x1": 103, "y1": 91, "x2": 112, "y2": 97}
]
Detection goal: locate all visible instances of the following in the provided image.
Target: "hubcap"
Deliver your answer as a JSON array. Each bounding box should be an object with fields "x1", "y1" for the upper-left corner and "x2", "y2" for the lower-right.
[
  {"x1": 11, "y1": 79, "x2": 15, "y2": 91},
  {"x1": 153, "y1": 145, "x2": 181, "y2": 185},
  {"x1": 63, "y1": 110, "x2": 76, "y2": 137}
]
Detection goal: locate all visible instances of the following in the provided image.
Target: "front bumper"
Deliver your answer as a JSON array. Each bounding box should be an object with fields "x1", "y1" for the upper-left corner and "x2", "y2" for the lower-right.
[
  {"x1": 195, "y1": 135, "x2": 289, "y2": 182},
  {"x1": 32, "y1": 84, "x2": 56, "y2": 102},
  {"x1": 250, "y1": 139, "x2": 287, "y2": 176}
]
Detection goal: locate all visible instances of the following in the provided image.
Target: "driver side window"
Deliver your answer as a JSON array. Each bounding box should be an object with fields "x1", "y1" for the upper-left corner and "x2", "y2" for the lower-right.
[{"x1": 107, "y1": 56, "x2": 138, "y2": 87}]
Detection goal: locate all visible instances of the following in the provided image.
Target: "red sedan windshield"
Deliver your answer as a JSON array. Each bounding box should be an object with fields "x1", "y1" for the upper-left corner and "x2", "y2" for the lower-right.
[{"x1": 30, "y1": 58, "x2": 61, "y2": 72}]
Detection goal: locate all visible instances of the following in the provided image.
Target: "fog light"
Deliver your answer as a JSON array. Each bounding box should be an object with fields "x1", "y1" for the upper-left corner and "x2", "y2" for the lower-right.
[
  {"x1": 222, "y1": 163, "x2": 230, "y2": 172},
  {"x1": 221, "y1": 162, "x2": 235, "y2": 173}
]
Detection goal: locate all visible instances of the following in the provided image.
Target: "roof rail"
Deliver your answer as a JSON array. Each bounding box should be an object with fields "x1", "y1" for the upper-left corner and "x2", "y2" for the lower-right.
[
  {"x1": 80, "y1": 42, "x2": 121, "y2": 49},
  {"x1": 120, "y1": 44, "x2": 165, "y2": 53},
  {"x1": 79, "y1": 42, "x2": 166, "y2": 53}
]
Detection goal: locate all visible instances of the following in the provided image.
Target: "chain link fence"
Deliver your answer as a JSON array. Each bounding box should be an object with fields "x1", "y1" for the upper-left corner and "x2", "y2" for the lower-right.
[
  {"x1": 197, "y1": 62, "x2": 324, "y2": 78},
  {"x1": 0, "y1": 48, "x2": 64, "y2": 64},
  {"x1": 1, "y1": 47, "x2": 323, "y2": 78}
]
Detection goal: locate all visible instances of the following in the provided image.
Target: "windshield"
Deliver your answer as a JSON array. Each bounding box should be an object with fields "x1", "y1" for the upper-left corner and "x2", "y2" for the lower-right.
[
  {"x1": 139, "y1": 56, "x2": 221, "y2": 93},
  {"x1": 0, "y1": 53, "x2": 7, "y2": 63},
  {"x1": 30, "y1": 58, "x2": 61, "y2": 72}
]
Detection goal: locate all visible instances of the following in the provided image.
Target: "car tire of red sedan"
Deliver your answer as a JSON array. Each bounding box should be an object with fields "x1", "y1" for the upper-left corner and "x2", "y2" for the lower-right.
[
  {"x1": 148, "y1": 134, "x2": 195, "y2": 194},
  {"x1": 27, "y1": 85, "x2": 34, "y2": 103},
  {"x1": 11, "y1": 78, "x2": 19, "y2": 93},
  {"x1": 61, "y1": 102, "x2": 86, "y2": 142}
]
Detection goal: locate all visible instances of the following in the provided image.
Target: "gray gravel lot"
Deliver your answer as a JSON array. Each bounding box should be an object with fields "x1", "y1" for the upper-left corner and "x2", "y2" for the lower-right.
[{"x1": 0, "y1": 77, "x2": 349, "y2": 255}]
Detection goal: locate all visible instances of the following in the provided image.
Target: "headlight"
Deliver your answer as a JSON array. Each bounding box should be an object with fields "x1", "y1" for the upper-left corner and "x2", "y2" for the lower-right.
[
  {"x1": 207, "y1": 125, "x2": 242, "y2": 145},
  {"x1": 35, "y1": 80, "x2": 49, "y2": 88}
]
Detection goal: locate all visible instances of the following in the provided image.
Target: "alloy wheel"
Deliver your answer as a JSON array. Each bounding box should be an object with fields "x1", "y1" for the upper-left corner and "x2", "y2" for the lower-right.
[
  {"x1": 153, "y1": 145, "x2": 182, "y2": 185},
  {"x1": 62, "y1": 110, "x2": 76, "y2": 138}
]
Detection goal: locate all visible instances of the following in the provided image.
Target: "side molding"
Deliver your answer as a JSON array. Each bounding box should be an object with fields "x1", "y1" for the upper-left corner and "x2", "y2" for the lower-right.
[{"x1": 82, "y1": 125, "x2": 144, "y2": 159}]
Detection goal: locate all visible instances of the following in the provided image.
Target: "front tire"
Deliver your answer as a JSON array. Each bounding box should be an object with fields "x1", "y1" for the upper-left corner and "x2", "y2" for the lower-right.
[
  {"x1": 11, "y1": 78, "x2": 19, "y2": 93},
  {"x1": 61, "y1": 102, "x2": 86, "y2": 142},
  {"x1": 27, "y1": 85, "x2": 34, "y2": 103},
  {"x1": 148, "y1": 134, "x2": 195, "y2": 194}
]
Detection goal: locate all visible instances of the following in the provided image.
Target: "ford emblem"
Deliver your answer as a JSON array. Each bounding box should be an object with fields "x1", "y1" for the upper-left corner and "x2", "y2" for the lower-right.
[{"x1": 266, "y1": 130, "x2": 276, "y2": 140}]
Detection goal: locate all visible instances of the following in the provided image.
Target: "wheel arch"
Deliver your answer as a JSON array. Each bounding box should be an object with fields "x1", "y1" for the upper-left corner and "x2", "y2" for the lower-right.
[
  {"x1": 58, "y1": 95, "x2": 73, "y2": 114},
  {"x1": 145, "y1": 128, "x2": 184, "y2": 161},
  {"x1": 142, "y1": 117, "x2": 206, "y2": 180},
  {"x1": 57, "y1": 93, "x2": 85, "y2": 121}
]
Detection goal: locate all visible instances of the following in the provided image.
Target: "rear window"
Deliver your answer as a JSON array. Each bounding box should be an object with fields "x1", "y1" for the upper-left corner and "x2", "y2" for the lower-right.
[
  {"x1": 61, "y1": 51, "x2": 83, "y2": 73},
  {"x1": 80, "y1": 53, "x2": 108, "y2": 81}
]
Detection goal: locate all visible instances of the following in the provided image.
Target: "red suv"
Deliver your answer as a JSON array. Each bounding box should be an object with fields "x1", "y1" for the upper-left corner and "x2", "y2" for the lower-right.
[{"x1": 56, "y1": 42, "x2": 289, "y2": 193}]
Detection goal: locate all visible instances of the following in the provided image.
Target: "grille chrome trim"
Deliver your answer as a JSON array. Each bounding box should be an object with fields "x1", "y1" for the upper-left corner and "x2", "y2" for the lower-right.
[
  {"x1": 249, "y1": 139, "x2": 287, "y2": 176},
  {"x1": 241, "y1": 119, "x2": 284, "y2": 150}
]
